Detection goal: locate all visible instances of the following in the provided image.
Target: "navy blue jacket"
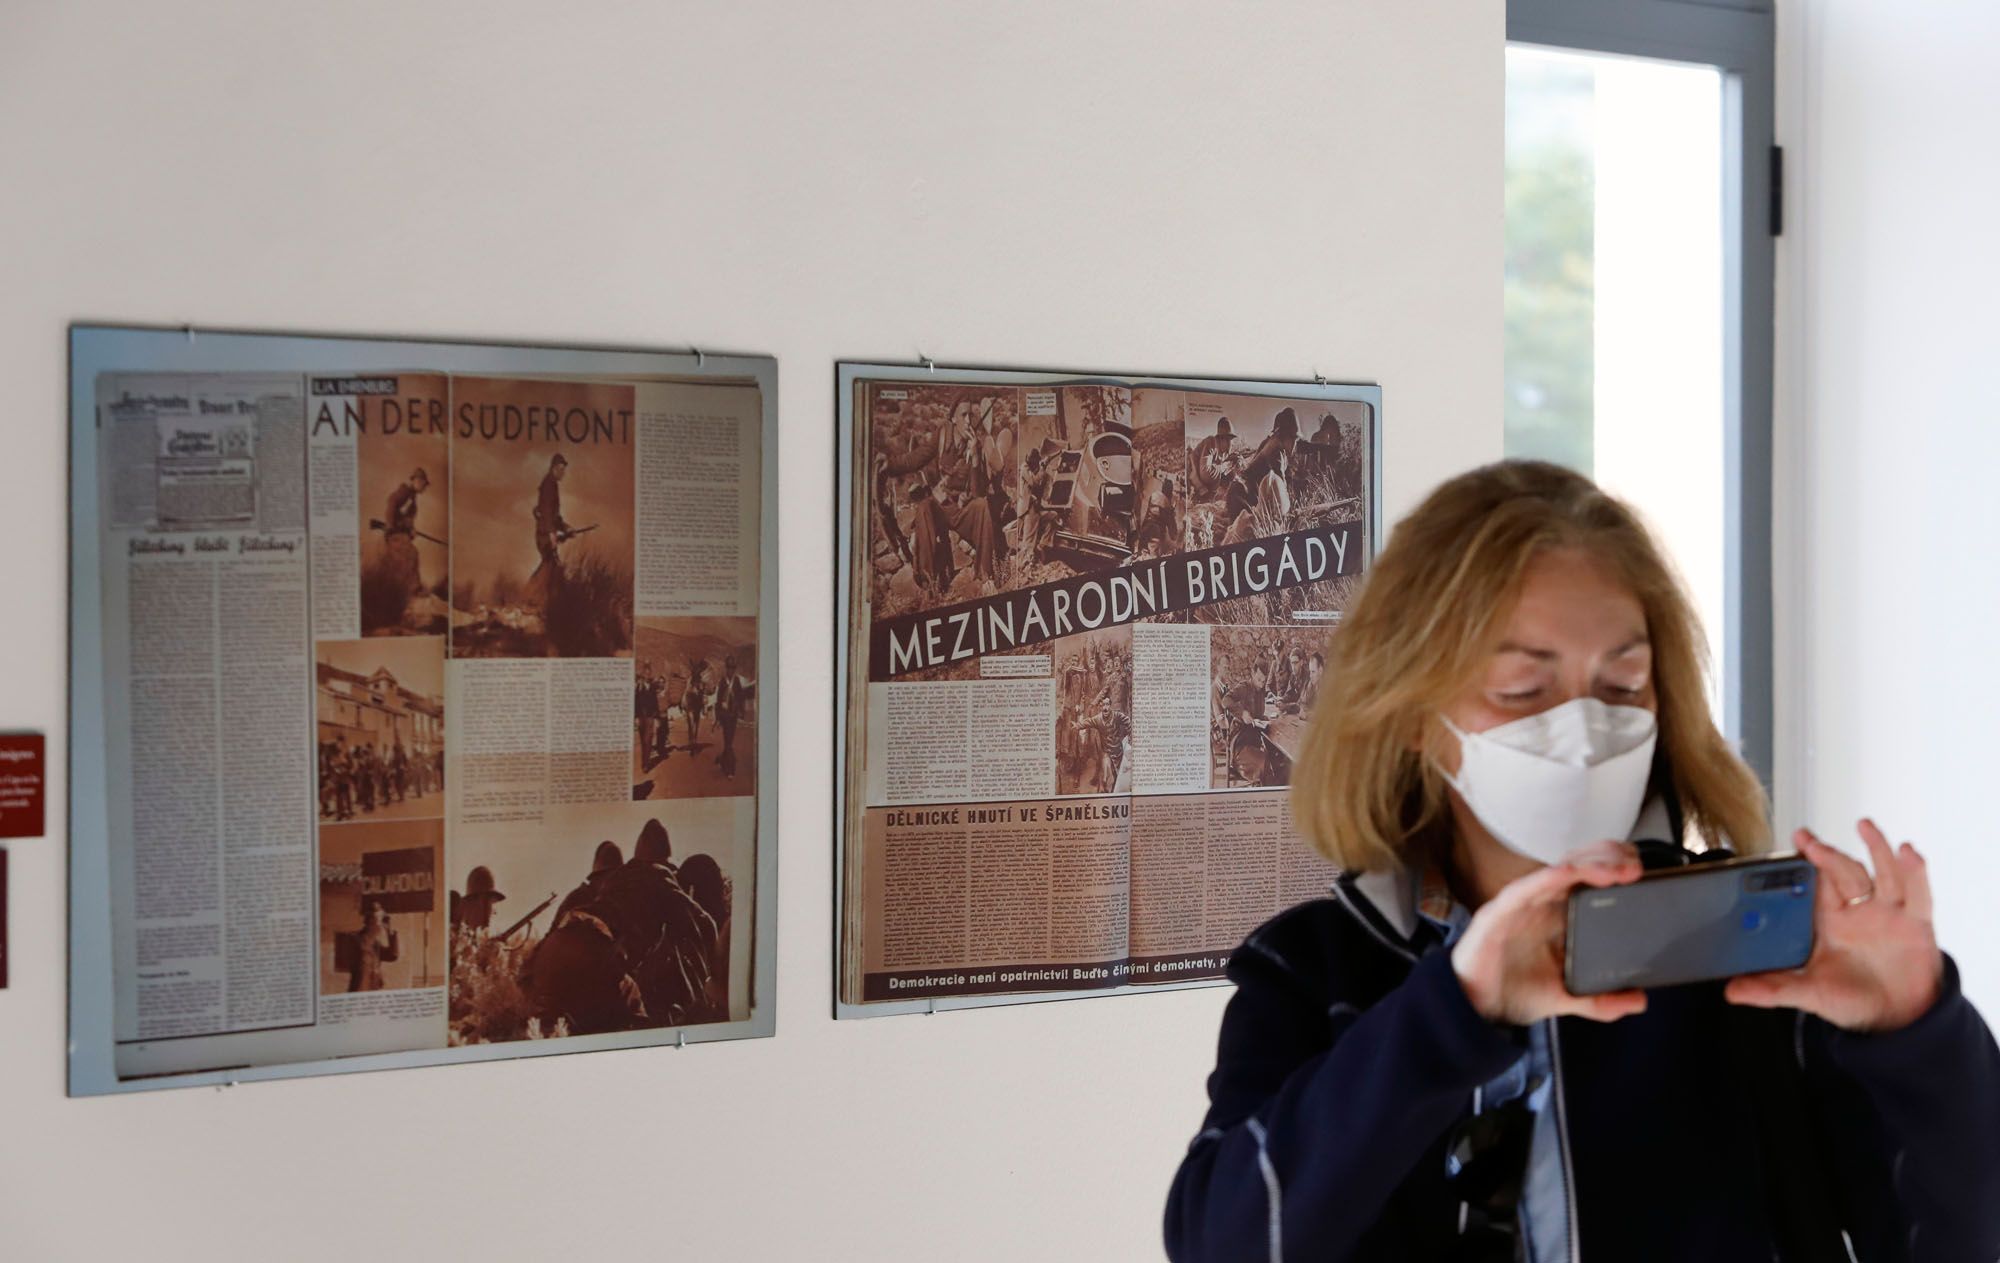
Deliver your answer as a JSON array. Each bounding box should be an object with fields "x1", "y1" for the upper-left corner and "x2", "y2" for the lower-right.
[{"x1": 1165, "y1": 867, "x2": 2000, "y2": 1262}]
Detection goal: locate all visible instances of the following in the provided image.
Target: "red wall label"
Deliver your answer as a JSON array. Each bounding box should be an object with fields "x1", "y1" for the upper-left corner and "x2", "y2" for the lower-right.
[{"x1": 0, "y1": 734, "x2": 45, "y2": 840}]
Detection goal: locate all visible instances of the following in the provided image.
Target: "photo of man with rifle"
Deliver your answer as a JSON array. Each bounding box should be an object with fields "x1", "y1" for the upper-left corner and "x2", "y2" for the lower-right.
[
  {"x1": 362, "y1": 468, "x2": 450, "y2": 636},
  {"x1": 448, "y1": 376, "x2": 636, "y2": 661},
  {"x1": 341, "y1": 375, "x2": 453, "y2": 637},
  {"x1": 528, "y1": 452, "x2": 600, "y2": 612},
  {"x1": 447, "y1": 805, "x2": 743, "y2": 1045}
]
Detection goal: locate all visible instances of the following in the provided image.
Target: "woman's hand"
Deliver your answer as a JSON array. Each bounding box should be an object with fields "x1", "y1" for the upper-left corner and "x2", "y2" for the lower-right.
[
  {"x1": 1725, "y1": 820, "x2": 1944, "y2": 1033},
  {"x1": 1452, "y1": 841, "x2": 1649, "y2": 1026}
]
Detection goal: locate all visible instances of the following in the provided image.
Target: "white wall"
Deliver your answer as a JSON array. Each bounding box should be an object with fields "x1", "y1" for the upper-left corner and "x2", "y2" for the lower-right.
[
  {"x1": 0, "y1": 3, "x2": 1501, "y2": 1258},
  {"x1": 1777, "y1": 0, "x2": 2000, "y2": 1023}
]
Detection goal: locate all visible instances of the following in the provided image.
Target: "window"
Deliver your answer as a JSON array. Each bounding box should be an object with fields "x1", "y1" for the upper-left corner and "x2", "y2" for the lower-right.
[{"x1": 1505, "y1": 0, "x2": 1774, "y2": 786}]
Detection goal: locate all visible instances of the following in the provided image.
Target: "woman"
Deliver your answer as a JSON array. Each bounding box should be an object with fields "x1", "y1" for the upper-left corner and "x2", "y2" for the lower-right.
[{"x1": 1165, "y1": 461, "x2": 2000, "y2": 1262}]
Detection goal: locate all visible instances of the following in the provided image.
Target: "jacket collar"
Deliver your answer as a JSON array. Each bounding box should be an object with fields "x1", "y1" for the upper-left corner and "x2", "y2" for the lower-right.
[{"x1": 1334, "y1": 796, "x2": 1680, "y2": 956}]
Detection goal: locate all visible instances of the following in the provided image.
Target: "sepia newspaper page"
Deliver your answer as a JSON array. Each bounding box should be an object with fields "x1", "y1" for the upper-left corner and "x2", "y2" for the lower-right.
[
  {"x1": 840, "y1": 375, "x2": 1370, "y2": 1007},
  {"x1": 94, "y1": 360, "x2": 764, "y2": 1083}
]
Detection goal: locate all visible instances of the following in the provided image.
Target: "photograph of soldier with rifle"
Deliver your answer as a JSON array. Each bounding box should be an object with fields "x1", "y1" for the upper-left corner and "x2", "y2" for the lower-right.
[
  {"x1": 447, "y1": 799, "x2": 744, "y2": 1045},
  {"x1": 365, "y1": 466, "x2": 449, "y2": 632},
  {"x1": 356, "y1": 376, "x2": 451, "y2": 636},
  {"x1": 448, "y1": 376, "x2": 635, "y2": 660},
  {"x1": 1182, "y1": 394, "x2": 1372, "y2": 627}
]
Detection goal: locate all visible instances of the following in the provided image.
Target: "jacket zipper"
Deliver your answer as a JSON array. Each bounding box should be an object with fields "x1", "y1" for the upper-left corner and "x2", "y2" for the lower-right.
[{"x1": 1547, "y1": 1018, "x2": 1582, "y2": 1263}]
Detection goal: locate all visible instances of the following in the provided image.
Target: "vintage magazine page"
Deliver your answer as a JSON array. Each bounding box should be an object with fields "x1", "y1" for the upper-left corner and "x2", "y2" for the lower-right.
[
  {"x1": 81, "y1": 339, "x2": 769, "y2": 1089},
  {"x1": 839, "y1": 371, "x2": 1374, "y2": 1008}
]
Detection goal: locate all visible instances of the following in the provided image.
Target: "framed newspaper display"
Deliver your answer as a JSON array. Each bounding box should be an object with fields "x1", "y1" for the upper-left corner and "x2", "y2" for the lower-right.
[
  {"x1": 836, "y1": 363, "x2": 1381, "y2": 1017},
  {"x1": 68, "y1": 325, "x2": 778, "y2": 1093}
]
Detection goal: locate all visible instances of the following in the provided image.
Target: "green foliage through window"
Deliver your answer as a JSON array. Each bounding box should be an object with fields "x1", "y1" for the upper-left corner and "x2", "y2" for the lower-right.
[{"x1": 1505, "y1": 51, "x2": 1595, "y2": 474}]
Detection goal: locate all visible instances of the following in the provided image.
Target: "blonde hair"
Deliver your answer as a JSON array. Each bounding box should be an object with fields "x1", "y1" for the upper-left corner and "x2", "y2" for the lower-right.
[{"x1": 1292, "y1": 460, "x2": 1769, "y2": 871}]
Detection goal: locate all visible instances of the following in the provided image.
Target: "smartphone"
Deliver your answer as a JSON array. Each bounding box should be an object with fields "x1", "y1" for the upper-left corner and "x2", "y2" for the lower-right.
[{"x1": 1564, "y1": 855, "x2": 1816, "y2": 996}]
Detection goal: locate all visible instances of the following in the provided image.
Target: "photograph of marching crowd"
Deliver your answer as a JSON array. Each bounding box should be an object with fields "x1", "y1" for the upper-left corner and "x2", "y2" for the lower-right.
[
  {"x1": 316, "y1": 637, "x2": 445, "y2": 822},
  {"x1": 633, "y1": 616, "x2": 758, "y2": 799},
  {"x1": 1054, "y1": 627, "x2": 1133, "y2": 796},
  {"x1": 447, "y1": 800, "x2": 742, "y2": 1044},
  {"x1": 1182, "y1": 395, "x2": 1371, "y2": 625},
  {"x1": 448, "y1": 377, "x2": 636, "y2": 660},
  {"x1": 317, "y1": 819, "x2": 445, "y2": 994},
  {"x1": 1208, "y1": 625, "x2": 1328, "y2": 789},
  {"x1": 356, "y1": 374, "x2": 451, "y2": 637}
]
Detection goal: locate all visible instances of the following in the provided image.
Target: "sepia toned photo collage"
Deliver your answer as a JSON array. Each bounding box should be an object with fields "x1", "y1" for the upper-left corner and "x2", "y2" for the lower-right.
[{"x1": 310, "y1": 374, "x2": 758, "y2": 1048}]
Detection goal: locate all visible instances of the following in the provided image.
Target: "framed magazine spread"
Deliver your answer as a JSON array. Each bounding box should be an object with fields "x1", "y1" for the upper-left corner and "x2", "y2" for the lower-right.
[
  {"x1": 835, "y1": 363, "x2": 1381, "y2": 1017},
  {"x1": 68, "y1": 325, "x2": 778, "y2": 1093}
]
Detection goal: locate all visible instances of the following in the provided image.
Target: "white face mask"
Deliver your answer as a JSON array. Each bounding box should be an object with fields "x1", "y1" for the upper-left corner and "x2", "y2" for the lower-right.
[{"x1": 1439, "y1": 696, "x2": 1658, "y2": 866}]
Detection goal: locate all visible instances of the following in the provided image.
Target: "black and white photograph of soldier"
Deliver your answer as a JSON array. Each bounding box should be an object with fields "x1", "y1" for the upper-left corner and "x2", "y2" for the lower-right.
[
  {"x1": 449, "y1": 377, "x2": 636, "y2": 659},
  {"x1": 864, "y1": 383, "x2": 1026, "y2": 619},
  {"x1": 1053, "y1": 626, "x2": 1133, "y2": 796},
  {"x1": 447, "y1": 799, "x2": 746, "y2": 1045},
  {"x1": 632, "y1": 616, "x2": 758, "y2": 799},
  {"x1": 1208, "y1": 625, "x2": 1329, "y2": 789},
  {"x1": 316, "y1": 637, "x2": 445, "y2": 822},
  {"x1": 1185, "y1": 400, "x2": 1298, "y2": 548},
  {"x1": 317, "y1": 819, "x2": 445, "y2": 994},
  {"x1": 1182, "y1": 394, "x2": 1372, "y2": 626},
  {"x1": 1183, "y1": 395, "x2": 1369, "y2": 548},
  {"x1": 356, "y1": 374, "x2": 451, "y2": 636}
]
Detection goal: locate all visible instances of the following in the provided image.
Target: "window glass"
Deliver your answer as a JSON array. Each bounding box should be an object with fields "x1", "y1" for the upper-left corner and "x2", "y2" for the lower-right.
[{"x1": 1506, "y1": 45, "x2": 1725, "y2": 709}]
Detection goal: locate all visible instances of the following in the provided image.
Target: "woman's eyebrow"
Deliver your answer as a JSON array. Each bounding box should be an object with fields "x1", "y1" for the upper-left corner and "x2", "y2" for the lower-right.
[{"x1": 1493, "y1": 634, "x2": 1649, "y2": 661}]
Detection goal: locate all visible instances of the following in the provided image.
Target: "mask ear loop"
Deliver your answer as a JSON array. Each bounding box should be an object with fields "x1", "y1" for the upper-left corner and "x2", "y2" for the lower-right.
[{"x1": 1431, "y1": 712, "x2": 1473, "y2": 796}]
